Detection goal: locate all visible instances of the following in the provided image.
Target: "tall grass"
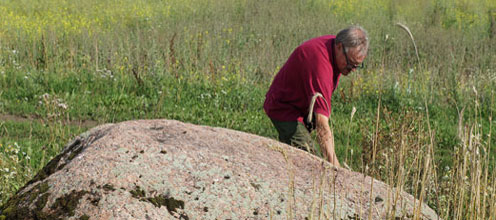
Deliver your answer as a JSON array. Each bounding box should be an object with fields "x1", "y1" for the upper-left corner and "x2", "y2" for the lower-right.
[{"x1": 0, "y1": 0, "x2": 495, "y2": 218}]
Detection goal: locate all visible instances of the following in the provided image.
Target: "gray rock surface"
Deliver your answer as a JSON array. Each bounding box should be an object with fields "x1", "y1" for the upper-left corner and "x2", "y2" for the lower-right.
[{"x1": 0, "y1": 119, "x2": 439, "y2": 219}]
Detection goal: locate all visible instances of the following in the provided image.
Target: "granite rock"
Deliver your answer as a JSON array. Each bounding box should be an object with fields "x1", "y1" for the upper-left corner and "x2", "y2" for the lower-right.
[{"x1": 0, "y1": 119, "x2": 440, "y2": 219}]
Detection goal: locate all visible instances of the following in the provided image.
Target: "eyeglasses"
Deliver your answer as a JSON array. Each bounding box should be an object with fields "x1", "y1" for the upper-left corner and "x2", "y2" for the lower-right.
[{"x1": 342, "y1": 46, "x2": 364, "y2": 71}]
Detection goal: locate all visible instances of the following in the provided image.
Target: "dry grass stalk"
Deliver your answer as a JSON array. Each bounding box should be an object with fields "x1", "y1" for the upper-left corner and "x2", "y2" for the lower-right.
[{"x1": 395, "y1": 23, "x2": 420, "y2": 63}]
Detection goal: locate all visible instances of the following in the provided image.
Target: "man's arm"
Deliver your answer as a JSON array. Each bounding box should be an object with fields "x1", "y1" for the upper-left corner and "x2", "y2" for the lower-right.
[{"x1": 315, "y1": 113, "x2": 340, "y2": 167}]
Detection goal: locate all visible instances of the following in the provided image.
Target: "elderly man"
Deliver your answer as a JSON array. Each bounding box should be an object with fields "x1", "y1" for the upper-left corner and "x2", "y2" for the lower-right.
[{"x1": 264, "y1": 26, "x2": 369, "y2": 167}]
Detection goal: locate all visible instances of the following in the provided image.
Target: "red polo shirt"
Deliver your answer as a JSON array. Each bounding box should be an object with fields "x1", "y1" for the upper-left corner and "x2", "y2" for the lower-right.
[{"x1": 264, "y1": 35, "x2": 341, "y2": 122}]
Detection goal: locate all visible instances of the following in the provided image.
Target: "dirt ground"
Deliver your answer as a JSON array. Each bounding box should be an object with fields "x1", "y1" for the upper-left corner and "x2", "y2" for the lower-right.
[{"x1": 0, "y1": 114, "x2": 98, "y2": 128}]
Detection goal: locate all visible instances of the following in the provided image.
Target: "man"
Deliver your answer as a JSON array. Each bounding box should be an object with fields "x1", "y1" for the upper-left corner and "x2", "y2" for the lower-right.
[{"x1": 264, "y1": 26, "x2": 369, "y2": 167}]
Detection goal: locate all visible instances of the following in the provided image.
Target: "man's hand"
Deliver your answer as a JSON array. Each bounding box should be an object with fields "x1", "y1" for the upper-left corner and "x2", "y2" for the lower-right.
[{"x1": 315, "y1": 113, "x2": 340, "y2": 167}]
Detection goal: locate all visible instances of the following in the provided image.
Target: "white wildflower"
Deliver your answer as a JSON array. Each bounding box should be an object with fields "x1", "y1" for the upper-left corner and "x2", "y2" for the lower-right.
[
  {"x1": 41, "y1": 93, "x2": 50, "y2": 100},
  {"x1": 57, "y1": 103, "x2": 68, "y2": 109}
]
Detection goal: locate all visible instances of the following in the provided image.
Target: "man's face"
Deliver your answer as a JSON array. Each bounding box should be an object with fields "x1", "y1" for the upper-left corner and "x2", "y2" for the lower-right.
[{"x1": 336, "y1": 43, "x2": 366, "y2": 76}]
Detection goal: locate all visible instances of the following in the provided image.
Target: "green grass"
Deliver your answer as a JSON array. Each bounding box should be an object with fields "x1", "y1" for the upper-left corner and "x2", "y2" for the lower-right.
[{"x1": 1, "y1": 0, "x2": 496, "y2": 218}]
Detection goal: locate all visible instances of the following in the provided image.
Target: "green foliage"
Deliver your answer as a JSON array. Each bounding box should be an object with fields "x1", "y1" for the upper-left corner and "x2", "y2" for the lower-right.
[{"x1": 0, "y1": 0, "x2": 495, "y2": 218}]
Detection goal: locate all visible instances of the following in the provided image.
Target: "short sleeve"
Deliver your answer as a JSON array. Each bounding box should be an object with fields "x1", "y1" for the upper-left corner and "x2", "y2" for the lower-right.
[{"x1": 299, "y1": 48, "x2": 334, "y2": 118}]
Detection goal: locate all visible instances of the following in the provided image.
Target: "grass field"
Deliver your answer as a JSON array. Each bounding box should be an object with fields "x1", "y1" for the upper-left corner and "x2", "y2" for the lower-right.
[{"x1": 0, "y1": 0, "x2": 495, "y2": 218}]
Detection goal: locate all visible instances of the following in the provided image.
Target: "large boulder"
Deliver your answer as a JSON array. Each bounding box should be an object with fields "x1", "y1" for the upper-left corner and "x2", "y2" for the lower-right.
[{"x1": 0, "y1": 120, "x2": 439, "y2": 219}]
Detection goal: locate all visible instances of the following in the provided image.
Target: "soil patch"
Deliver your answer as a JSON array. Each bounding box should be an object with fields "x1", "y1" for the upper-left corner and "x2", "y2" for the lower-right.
[{"x1": 0, "y1": 114, "x2": 98, "y2": 128}]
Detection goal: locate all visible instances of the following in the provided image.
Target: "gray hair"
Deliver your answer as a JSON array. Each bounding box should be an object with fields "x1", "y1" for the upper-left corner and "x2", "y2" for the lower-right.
[{"x1": 336, "y1": 26, "x2": 369, "y2": 56}]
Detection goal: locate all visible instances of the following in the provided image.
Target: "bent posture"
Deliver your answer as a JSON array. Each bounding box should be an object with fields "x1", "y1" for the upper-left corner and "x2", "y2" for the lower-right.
[{"x1": 264, "y1": 26, "x2": 369, "y2": 167}]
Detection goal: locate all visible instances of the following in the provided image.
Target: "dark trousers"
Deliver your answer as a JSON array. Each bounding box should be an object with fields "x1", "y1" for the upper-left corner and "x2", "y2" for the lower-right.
[{"x1": 270, "y1": 119, "x2": 315, "y2": 152}]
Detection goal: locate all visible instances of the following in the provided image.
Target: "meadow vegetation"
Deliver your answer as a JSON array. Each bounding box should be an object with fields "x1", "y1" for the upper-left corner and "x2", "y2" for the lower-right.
[{"x1": 0, "y1": 0, "x2": 495, "y2": 218}]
